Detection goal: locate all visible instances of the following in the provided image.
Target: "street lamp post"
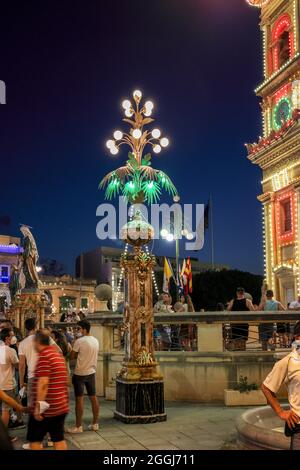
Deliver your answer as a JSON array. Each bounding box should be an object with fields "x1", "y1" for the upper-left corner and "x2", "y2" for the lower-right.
[{"x1": 100, "y1": 90, "x2": 178, "y2": 423}]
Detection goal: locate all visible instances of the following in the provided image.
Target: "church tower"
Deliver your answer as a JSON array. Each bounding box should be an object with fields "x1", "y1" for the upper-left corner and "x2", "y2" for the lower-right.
[{"x1": 246, "y1": 0, "x2": 300, "y2": 304}]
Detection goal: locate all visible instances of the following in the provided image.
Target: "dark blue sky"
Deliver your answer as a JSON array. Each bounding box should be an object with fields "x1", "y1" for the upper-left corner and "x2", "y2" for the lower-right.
[{"x1": 1, "y1": 0, "x2": 263, "y2": 275}]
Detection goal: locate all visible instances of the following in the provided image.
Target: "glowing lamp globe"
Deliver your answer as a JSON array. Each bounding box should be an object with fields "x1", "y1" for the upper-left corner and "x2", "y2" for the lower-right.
[
  {"x1": 132, "y1": 128, "x2": 142, "y2": 139},
  {"x1": 166, "y1": 233, "x2": 174, "y2": 242},
  {"x1": 133, "y1": 89, "x2": 142, "y2": 99},
  {"x1": 113, "y1": 130, "x2": 123, "y2": 140},
  {"x1": 106, "y1": 139, "x2": 114, "y2": 149},
  {"x1": 121, "y1": 210, "x2": 154, "y2": 247},
  {"x1": 153, "y1": 144, "x2": 161, "y2": 154},
  {"x1": 151, "y1": 128, "x2": 161, "y2": 139},
  {"x1": 122, "y1": 99, "x2": 131, "y2": 109},
  {"x1": 125, "y1": 108, "x2": 134, "y2": 117},
  {"x1": 160, "y1": 229, "x2": 169, "y2": 238},
  {"x1": 110, "y1": 146, "x2": 119, "y2": 155},
  {"x1": 145, "y1": 101, "x2": 154, "y2": 110},
  {"x1": 160, "y1": 137, "x2": 169, "y2": 148}
]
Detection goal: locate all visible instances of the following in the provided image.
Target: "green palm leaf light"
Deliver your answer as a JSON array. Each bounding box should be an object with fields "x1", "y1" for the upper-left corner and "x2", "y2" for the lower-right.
[{"x1": 99, "y1": 89, "x2": 178, "y2": 204}]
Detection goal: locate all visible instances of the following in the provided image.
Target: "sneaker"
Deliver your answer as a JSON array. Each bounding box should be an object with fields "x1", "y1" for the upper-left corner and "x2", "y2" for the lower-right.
[
  {"x1": 66, "y1": 426, "x2": 83, "y2": 434},
  {"x1": 88, "y1": 423, "x2": 99, "y2": 431},
  {"x1": 22, "y1": 443, "x2": 43, "y2": 450},
  {"x1": 8, "y1": 420, "x2": 26, "y2": 430}
]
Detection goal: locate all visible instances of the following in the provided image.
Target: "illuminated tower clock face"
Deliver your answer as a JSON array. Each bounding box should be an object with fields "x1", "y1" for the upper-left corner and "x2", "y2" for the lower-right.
[{"x1": 274, "y1": 98, "x2": 292, "y2": 130}]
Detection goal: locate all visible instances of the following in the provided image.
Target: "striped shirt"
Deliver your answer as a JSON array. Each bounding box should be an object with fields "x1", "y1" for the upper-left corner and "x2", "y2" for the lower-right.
[{"x1": 32, "y1": 345, "x2": 69, "y2": 417}]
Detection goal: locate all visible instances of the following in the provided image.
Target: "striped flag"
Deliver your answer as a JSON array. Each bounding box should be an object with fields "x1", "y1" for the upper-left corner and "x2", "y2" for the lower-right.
[{"x1": 183, "y1": 257, "x2": 192, "y2": 294}]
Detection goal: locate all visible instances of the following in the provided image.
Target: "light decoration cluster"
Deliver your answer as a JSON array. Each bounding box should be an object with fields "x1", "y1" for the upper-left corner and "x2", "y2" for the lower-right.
[
  {"x1": 246, "y1": 0, "x2": 269, "y2": 6},
  {"x1": 273, "y1": 97, "x2": 292, "y2": 131},
  {"x1": 101, "y1": 90, "x2": 177, "y2": 204},
  {"x1": 262, "y1": 205, "x2": 268, "y2": 283},
  {"x1": 267, "y1": 203, "x2": 275, "y2": 291},
  {"x1": 272, "y1": 15, "x2": 293, "y2": 72},
  {"x1": 272, "y1": 168, "x2": 289, "y2": 191},
  {"x1": 144, "y1": 244, "x2": 160, "y2": 297},
  {"x1": 262, "y1": 161, "x2": 299, "y2": 185},
  {"x1": 292, "y1": 80, "x2": 300, "y2": 109},
  {"x1": 275, "y1": 190, "x2": 296, "y2": 245},
  {"x1": 255, "y1": 52, "x2": 300, "y2": 94},
  {"x1": 294, "y1": 190, "x2": 300, "y2": 295},
  {"x1": 294, "y1": 0, "x2": 298, "y2": 54}
]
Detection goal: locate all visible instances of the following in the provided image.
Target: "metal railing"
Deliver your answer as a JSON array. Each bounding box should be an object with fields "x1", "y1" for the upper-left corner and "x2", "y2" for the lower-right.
[{"x1": 46, "y1": 310, "x2": 300, "y2": 353}]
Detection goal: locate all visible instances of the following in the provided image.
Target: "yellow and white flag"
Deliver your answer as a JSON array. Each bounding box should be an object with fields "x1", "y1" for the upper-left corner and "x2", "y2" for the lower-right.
[{"x1": 163, "y1": 257, "x2": 173, "y2": 293}]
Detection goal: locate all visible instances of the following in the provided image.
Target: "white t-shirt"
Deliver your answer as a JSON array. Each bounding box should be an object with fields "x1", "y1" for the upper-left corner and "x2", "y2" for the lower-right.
[
  {"x1": 73, "y1": 335, "x2": 99, "y2": 376},
  {"x1": 289, "y1": 300, "x2": 300, "y2": 309},
  {"x1": 18, "y1": 333, "x2": 56, "y2": 379},
  {"x1": 263, "y1": 351, "x2": 300, "y2": 418},
  {"x1": 0, "y1": 344, "x2": 19, "y2": 390}
]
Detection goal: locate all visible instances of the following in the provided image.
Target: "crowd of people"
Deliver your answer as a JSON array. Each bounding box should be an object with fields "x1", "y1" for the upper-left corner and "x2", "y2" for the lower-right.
[
  {"x1": 0, "y1": 317, "x2": 99, "y2": 450},
  {"x1": 153, "y1": 293, "x2": 197, "y2": 351}
]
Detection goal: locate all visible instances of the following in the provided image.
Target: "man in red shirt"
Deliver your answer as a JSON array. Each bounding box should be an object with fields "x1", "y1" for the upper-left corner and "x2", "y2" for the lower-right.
[{"x1": 27, "y1": 329, "x2": 69, "y2": 450}]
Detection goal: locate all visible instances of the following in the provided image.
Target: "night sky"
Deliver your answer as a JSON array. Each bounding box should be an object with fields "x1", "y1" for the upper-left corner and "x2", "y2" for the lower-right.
[{"x1": 1, "y1": 0, "x2": 263, "y2": 275}]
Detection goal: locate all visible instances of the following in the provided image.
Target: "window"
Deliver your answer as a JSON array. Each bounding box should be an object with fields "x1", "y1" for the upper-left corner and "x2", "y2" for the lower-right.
[
  {"x1": 81, "y1": 298, "x2": 88, "y2": 309},
  {"x1": 281, "y1": 199, "x2": 292, "y2": 233},
  {"x1": 0, "y1": 265, "x2": 9, "y2": 283},
  {"x1": 278, "y1": 30, "x2": 290, "y2": 68}
]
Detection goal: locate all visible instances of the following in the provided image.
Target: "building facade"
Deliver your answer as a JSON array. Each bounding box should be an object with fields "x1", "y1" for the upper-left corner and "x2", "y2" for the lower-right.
[
  {"x1": 247, "y1": 0, "x2": 300, "y2": 304},
  {"x1": 0, "y1": 234, "x2": 22, "y2": 312},
  {"x1": 40, "y1": 274, "x2": 102, "y2": 319}
]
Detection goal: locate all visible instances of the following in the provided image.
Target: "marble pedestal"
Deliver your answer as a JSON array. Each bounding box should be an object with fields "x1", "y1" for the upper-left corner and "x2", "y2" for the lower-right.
[{"x1": 114, "y1": 378, "x2": 167, "y2": 424}]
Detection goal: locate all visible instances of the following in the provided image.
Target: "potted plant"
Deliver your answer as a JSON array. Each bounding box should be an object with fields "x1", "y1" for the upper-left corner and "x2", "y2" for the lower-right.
[{"x1": 224, "y1": 376, "x2": 267, "y2": 406}]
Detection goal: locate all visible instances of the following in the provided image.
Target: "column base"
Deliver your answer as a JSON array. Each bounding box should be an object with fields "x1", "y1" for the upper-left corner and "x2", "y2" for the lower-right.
[{"x1": 114, "y1": 378, "x2": 167, "y2": 424}]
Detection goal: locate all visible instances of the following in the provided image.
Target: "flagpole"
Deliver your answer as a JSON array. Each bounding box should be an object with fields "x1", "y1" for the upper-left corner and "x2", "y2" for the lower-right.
[{"x1": 210, "y1": 194, "x2": 215, "y2": 270}]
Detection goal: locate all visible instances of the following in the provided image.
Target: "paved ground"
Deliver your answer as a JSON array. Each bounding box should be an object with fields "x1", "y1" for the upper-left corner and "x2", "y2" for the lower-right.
[{"x1": 11, "y1": 398, "x2": 248, "y2": 450}]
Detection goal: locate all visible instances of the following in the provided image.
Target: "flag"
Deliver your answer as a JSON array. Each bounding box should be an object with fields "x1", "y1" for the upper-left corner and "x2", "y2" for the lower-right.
[
  {"x1": 163, "y1": 257, "x2": 173, "y2": 293},
  {"x1": 183, "y1": 257, "x2": 192, "y2": 294},
  {"x1": 204, "y1": 200, "x2": 210, "y2": 230}
]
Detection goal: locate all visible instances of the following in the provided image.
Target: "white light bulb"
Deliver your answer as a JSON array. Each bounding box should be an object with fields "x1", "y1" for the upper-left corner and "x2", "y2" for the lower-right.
[
  {"x1": 153, "y1": 144, "x2": 161, "y2": 154},
  {"x1": 125, "y1": 108, "x2": 133, "y2": 117},
  {"x1": 186, "y1": 232, "x2": 194, "y2": 240},
  {"x1": 181, "y1": 229, "x2": 188, "y2": 237},
  {"x1": 132, "y1": 128, "x2": 142, "y2": 139},
  {"x1": 160, "y1": 229, "x2": 169, "y2": 238},
  {"x1": 113, "y1": 130, "x2": 123, "y2": 140},
  {"x1": 106, "y1": 139, "x2": 115, "y2": 149},
  {"x1": 145, "y1": 100, "x2": 154, "y2": 110},
  {"x1": 151, "y1": 128, "x2": 161, "y2": 139},
  {"x1": 166, "y1": 233, "x2": 174, "y2": 242},
  {"x1": 110, "y1": 146, "x2": 119, "y2": 155},
  {"x1": 133, "y1": 89, "x2": 142, "y2": 99},
  {"x1": 160, "y1": 137, "x2": 169, "y2": 147},
  {"x1": 144, "y1": 109, "x2": 152, "y2": 117},
  {"x1": 122, "y1": 100, "x2": 131, "y2": 109}
]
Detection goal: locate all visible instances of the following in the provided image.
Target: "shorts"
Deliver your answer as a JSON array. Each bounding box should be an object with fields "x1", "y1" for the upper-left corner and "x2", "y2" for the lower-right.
[
  {"x1": 0, "y1": 389, "x2": 16, "y2": 411},
  {"x1": 72, "y1": 373, "x2": 96, "y2": 397},
  {"x1": 26, "y1": 413, "x2": 67, "y2": 443}
]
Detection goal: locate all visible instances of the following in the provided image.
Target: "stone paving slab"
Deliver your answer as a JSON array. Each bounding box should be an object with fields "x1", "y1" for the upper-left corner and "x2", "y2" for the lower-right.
[{"x1": 11, "y1": 398, "x2": 250, "y2": 450}]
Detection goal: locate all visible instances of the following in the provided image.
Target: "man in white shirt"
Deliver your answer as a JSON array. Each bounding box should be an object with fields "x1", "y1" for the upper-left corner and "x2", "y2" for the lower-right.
[
  {"x1": 262, "y1": 321, "x2": 300, "y2": 450},
  {"x1": 289, "y1": 296, "x2": 300, "y2": 310},
  {"x1": 0, "y1": 328, "x2": 19, "y2": 427},
  {"x1": 68, "y1": 320, "x2": 99, "y2": 434},
  {"x1": 19, "y1": 317, "x2": 57, "y2": 407}
]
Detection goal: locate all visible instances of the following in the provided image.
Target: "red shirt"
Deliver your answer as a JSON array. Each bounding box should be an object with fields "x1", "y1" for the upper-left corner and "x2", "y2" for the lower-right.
[{"x1": 32, "y1": 345, "x2": 69, "y2": 417}]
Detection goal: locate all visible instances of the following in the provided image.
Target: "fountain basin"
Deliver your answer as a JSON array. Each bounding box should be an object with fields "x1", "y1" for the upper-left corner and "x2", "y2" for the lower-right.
[{"x1": 236, "y1": 405, "x2": 291, "y2": 450}]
